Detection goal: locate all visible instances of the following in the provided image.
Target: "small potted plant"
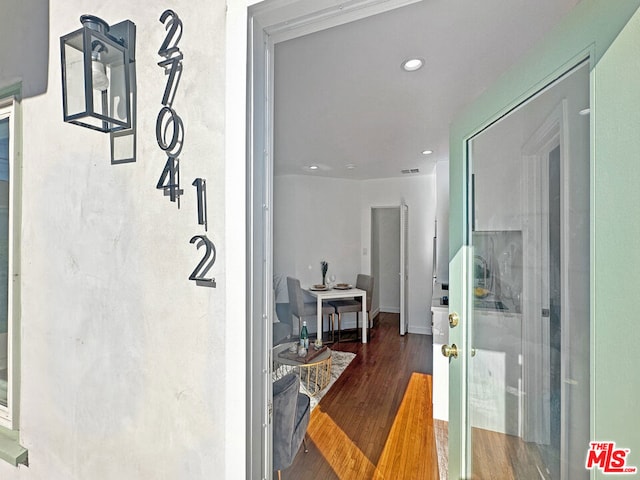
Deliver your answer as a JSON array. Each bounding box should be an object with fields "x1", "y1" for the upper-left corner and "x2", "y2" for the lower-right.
[{"x1": 321, "y1": 260, "x2": 328, "y2": 286}]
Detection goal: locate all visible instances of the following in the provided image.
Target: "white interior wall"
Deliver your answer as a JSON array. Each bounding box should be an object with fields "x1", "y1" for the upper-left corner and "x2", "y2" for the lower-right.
[
  {"x1": 273, "y1": 175, "x2": 298, "y2": 280},
  {"x1": 274, "y1": 173, "x2": 436, "y2": 335},
  {"x1": 273, "y1": 175, "x2": 361, "y2": 333},
  {"x1": 435, "y1": 160, "x2": 450, "y2": 284},
  {"x1": 274, "y1": 175, "x2": 362, "y2": 288},
  {"x1": 361, "y1": 175, "x2": 436, "y2": 334}
]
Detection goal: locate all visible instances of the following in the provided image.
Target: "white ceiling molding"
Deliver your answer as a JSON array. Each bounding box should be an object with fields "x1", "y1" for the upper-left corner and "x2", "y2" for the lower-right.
[{"x1": 252, "y1": 0, "x2": 422, "y2": 44}]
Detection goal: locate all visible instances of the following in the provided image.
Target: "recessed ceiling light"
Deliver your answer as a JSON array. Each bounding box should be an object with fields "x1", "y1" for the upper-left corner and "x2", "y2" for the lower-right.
[
  {"x1": 346, "y1": 164, "x2": 356, "y2": 169},
  {"x1": 422, "y1": 149, "x2": 433, "y2": 155},
  {"x1": 309, "y1": 165, "x2": 319, "y2": 170},
  {"x1": 402, "y1": 58, "x2": 424, "y2": 72}
]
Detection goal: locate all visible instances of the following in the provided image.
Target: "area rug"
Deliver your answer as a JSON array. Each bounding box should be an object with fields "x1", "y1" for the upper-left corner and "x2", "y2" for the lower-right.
[
  {"x1": 303, "y1": 350, "x2": 355, "y2": 410},
  {"x1": 274, "y1": 349, "x2": 355, "y2": 410}
]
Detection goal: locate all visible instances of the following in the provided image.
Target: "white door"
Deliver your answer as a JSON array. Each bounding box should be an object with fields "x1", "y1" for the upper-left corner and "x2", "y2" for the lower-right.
[{"x1": 399, "y1": 203, "x2": 409, "y2": 335}]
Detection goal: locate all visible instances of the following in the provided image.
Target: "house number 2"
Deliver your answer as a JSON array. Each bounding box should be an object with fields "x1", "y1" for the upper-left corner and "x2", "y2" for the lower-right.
[{"x1": 158, "y1": 9, "x2": 215, "y2": 288}]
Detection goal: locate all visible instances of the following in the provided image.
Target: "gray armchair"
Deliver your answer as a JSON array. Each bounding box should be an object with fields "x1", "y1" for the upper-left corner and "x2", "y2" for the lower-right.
[{"x1": 273, "y1": 373, "x2": 310, "y2": 479}]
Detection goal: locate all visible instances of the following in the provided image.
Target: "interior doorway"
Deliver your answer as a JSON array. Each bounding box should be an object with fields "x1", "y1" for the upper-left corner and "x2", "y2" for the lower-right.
[
  {"x1": 371, "y1": 205, "x2": 409, "y2": 335},
  {"x1": 371, "y1": 206, "x2": 400, "y2": 316},
  {"x1": 246, "y1": 3, "x2": 419, "y2": 478}
]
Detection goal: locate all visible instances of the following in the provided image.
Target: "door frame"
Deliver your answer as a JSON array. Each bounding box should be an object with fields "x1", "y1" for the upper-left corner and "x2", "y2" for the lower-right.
[
  {"x1": 519, "y1": 100, "x2": 566, "y2": 449},
  {"x1": 246, "y1": 1, "x2": 421, "y2": 477},
  {"x1": 520, "y1": 93, "x2": 582, "y2": 478}
]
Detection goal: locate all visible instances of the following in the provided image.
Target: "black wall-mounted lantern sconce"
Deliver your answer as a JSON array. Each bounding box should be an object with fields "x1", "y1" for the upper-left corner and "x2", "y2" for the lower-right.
[{"x1": 60, "y1": 15, "x2": 137, "y2": 163}]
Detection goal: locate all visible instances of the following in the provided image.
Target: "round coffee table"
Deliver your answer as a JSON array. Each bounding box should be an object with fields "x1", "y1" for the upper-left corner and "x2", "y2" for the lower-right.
[{"x1": 273, "y1": 342, "x2": 332, "y2": 396}]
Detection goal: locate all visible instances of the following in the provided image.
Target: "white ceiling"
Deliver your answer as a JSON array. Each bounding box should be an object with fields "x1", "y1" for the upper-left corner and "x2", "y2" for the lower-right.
[{"x1": 273, "y1": 0, "x2": 581, "y2": 180}]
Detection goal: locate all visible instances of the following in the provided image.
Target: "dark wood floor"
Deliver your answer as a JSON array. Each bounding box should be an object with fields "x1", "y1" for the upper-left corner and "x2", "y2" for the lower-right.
[
  {"x1": 281, "y1": 313, "x2": 557, "y2": 479},
  {"x1": 284, "y1": 312, "x2": 437, "y2": 479}
]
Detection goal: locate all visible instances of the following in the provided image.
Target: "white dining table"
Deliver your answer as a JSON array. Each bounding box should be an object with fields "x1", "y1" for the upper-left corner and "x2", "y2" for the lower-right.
[{"x1": 304, "y1": 286, "x2": 368, "y2": 343}]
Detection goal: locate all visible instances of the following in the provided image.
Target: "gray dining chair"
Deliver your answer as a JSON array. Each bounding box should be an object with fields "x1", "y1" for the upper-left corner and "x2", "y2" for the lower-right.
[
  {"x1": 329, "y1": 274, "x2": 374, "y2": 342},
  {"x1": 286, "y1": 276, "x2": 336, "y2": 342}
]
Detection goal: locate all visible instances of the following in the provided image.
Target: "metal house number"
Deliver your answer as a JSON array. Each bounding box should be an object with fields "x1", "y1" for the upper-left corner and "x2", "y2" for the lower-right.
[{"x1": 157, "y1": 9, "x2": 216, "y2": 288}]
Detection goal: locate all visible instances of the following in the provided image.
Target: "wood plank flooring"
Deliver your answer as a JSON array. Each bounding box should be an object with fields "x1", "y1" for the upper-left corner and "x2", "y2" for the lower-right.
[
  {"x1": 283, "y1": 312, "x2": 439, "y2": 479},
  {"x1": 280, "y1": 313, "x2": 549, "y2": 479},
  {"x1": 374, "y1": 372, "x2": 439, "y2": 479},
  {"x1": 432, "y1": 421, "x2": 550, "y2": 480},
  {"x1": 471, "y1": 427, "x2": 551, "y2": 480}
]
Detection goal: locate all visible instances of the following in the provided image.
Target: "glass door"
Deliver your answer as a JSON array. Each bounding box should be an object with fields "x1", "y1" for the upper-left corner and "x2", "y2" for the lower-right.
[{"x1": 463, "y1": 61, "x2": 590, "y2": 479}]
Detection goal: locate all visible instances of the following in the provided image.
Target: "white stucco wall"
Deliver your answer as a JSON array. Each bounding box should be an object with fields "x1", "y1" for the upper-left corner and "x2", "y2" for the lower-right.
[
  {"x1": 0, "y1": 0, "x2": 245, "y2": 478},
  {"x1": 0, "y1": 0, "x2": 49, "y2": 99}
]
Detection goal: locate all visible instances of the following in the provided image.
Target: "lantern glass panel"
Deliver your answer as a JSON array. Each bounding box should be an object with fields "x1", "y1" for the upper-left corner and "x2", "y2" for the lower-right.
[
  {"x1": 61, "y1": 30, "x2": 87, "y2": 121},
  {"x1": 89, "y1": 32, "x2": 130, "y2": 130}
]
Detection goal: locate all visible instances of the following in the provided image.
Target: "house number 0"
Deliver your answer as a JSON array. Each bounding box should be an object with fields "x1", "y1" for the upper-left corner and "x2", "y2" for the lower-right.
[{"x1": 158, "y1": 9, "x2": 216, "y2": 288}]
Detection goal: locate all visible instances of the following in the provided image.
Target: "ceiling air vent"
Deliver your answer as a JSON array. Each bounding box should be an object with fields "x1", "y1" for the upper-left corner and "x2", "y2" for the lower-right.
[{"x1": 401, "y1": 168, "x2": 420, "y2": 174}]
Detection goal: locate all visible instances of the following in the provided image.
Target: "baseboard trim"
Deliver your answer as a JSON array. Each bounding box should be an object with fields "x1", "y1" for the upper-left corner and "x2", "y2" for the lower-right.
[
  {"x1": 380, "y1": 306, "x2": 400, "y2": 313},
  {"x1": 408, "y1": 324, "x2": 432, "y2": 335}
]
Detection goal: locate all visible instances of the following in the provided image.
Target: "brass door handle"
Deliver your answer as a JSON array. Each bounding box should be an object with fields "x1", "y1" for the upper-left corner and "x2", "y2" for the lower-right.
[
  {"x1": 449, "y1": 312, "x2": 459, "y2": 327},
  {"x1": 441, "y1": 343, "x2": 458, "y2": 358}
]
